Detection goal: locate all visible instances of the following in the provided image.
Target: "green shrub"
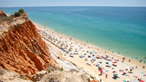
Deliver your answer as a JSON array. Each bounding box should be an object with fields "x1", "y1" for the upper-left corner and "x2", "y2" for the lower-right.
[
  {"x1": 59, "y1": 68, "x2": 63, "y2": 71},
  {"x1": 20, "y1": 74, "x2": 27, "y2": 80},
  {"x1": 29, "y1": 48, "x2": 39, "y2": 54},
  {"x1": 90, "y1": 75, "x2": 95, "y2": 79},
  {"x1": 14, "y1": 12, "x2": 21, "y2": 17},
  {"x1": 18, "y1": 9, "x2": 24, "y2": 13}
]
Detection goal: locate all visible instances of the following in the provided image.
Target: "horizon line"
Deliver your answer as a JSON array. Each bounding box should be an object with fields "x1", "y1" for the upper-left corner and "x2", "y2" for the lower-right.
[{"x1": 1, "y1": 5, "x2": 146, "y2": 8}]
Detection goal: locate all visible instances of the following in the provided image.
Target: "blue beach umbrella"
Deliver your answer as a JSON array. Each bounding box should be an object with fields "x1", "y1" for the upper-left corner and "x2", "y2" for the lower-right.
[
  {"x1": 92, "y1": 57, "x2": 96, "y2": 59},
  {"x1": 105, "y1": 70, "x2": 108, "y2": 72},
  {"x1": 141, "y1": 72, "x2": 145, "y2": 74},
  {"x1": 90, "y1": 51, "x2": 93, "y2": 54}
]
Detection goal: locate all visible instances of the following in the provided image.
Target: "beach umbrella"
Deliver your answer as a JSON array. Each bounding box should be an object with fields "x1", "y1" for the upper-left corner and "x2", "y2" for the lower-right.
[
  {"x1": 66, "y1": 49, "x2": 69, "y2": 53},
  {"x1": 108, "y1": 64, "x2": 111, "y2": 67},
  {"x1": 96, "y1": 63, "x2": 99, "y2": 65},
  {"x1": 140, "y1": 80, "x2": 144, "y2": 82},
  {"x1": 105, "y1": 70, "x2": 108, "y2": 72},
  {"x1": 114, "y1": 69, "x2": 116, "y2": 71},
  {"x1": 99, "y1": 64, "x2": 103, "y2": 67},
  {"x1": 130, "y1": 80, "x2": 139, "y2": 82},
  {"x1": 125, "y1": 79, "x2": 130, "y2": 81},
  {"x1": 99, "y1": 70, "x2": 102, "y2": 72},
  {"x1": 92, "y1": 57, "x2": 96, "y2": 59},
  {"x1": 113, "y1": 73, "x2": 117, "y2": 76},
  {"x1": 112, "y1": 62, "x2": 115, "y2": 64},
  {"x1": 80, "y1": 54, "x2": 83, "y2": 57},
  {"x1": 126, "y1": 67, "x2": 129, "y2": 69},
  {"x1": 90, "y1": 51, "x2": 93, "y2": 54},
  {"x1": 141, "y1": 72, "x2": 145, "y2": 74}
]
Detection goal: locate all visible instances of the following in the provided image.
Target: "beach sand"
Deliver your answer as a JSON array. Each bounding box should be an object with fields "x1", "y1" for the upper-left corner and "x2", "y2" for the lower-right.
[{"x1": 33, "y1": 22, "x2": 146, "y2": 82}]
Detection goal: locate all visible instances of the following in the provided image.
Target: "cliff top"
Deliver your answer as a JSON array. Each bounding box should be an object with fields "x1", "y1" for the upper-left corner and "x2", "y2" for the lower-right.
[
  {"x1": 0, "y1": 9, "x2": 29, "y2": 36},
  {"x1": 0, "y1": 9, "x2": 7, "y2": 16},
  {"x1": 0, "y1": 9, "x2": 4, "y2": 14}
]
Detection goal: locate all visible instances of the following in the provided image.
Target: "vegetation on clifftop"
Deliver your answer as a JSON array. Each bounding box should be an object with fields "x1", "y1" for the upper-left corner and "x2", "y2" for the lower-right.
[
  {"x1": 0, "y1": 16, "x2": 13, "y2": 21},
  {"x1": 19, "y1": 9, "x2": 24, "y2": 13},
  {"x1": 0, "y1": 9, "x2": 25, "y2": 21},
  {"x1": 14, "y1": 9, "x2": 25, "y2": 17}
]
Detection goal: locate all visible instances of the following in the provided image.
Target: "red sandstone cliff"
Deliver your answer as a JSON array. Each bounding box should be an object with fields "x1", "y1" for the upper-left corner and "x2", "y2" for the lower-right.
[
  {"x1": 0, "y1": 9, "x2": 7, "y2": 16},
  {"x1": 0, "y1": 11, "x2": 56, "y2": 78}
]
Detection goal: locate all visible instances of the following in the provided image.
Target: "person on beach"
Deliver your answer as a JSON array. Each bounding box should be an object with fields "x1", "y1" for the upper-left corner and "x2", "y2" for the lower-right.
[
  {"x1": 140, "y1": 59, "x2": 142, "y2": 62},
  {"x1": 129, "y1": 59, "x2": 131, "y2": 62},
  {"x1": 135, "y1": 66, "x2": 137, "y2": 69},
  {"x1": 98, "y1": 67, "x2": 103, "y2": 76},
  {"x1": 142, "y1": 66, "x2": 145, "y2": 69},
  {"x1": 99, "y1": 70, "x2": 102, "y2": 76},
  {"x1": 105, "y1": 74, "x2": 108, "y2": 79},
  {"x1": 100, "y1": 79, "x2": 102, "y2": 82},
  {"x1": 117, "y1": 59, "x2": 119, "y2": 62},
  {"x1": 85, "y1": 57, "x2": 88, "y2": 61},
  {"x1": 122, "y1": 57, "x2": 125, "y2": 62}
]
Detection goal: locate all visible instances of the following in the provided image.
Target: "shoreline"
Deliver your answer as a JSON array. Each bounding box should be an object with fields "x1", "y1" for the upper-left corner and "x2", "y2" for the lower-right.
[{"x1": 32, "y1": 21, "x2": 145, "y2": 66}]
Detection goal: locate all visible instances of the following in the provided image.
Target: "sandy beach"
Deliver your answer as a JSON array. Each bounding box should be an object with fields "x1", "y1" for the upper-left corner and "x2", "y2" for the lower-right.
[{"x1": 33, "y1": 22, "x2": 146, "y2": 82}]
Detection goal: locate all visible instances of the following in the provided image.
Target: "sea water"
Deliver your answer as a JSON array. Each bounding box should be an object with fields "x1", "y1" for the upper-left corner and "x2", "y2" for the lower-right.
[{"x1": 1, "y1": 6, "x2": 146, "y2": 62}]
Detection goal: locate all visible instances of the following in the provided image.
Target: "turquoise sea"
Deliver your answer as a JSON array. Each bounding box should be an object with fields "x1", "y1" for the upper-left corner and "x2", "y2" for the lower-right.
[{"x1": 1, "y1": 6, "x2": 146, "y2": 62}]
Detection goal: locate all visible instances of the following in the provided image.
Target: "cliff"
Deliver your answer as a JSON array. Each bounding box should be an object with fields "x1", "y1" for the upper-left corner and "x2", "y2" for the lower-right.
[
  {"x1": 0, "y1": 9, "x2": 7, "y2": 16},
  {"x1": 0, "y1": 10, "x2": 56, "y2": 78}
]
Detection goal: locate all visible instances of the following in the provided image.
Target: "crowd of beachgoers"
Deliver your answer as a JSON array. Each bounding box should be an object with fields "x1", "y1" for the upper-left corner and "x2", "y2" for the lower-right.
[{"x1": 34, "y1": 22, "x2": 146, "y2": 82}]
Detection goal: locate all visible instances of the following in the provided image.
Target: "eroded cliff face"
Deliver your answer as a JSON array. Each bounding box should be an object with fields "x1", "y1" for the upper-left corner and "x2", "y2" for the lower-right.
[
  {"x1": 0, "y1": 9, "x2": 7, "y2": 16},
  {"x1": 0, "y1": 12, "x2": 56, "y2": 78}
]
